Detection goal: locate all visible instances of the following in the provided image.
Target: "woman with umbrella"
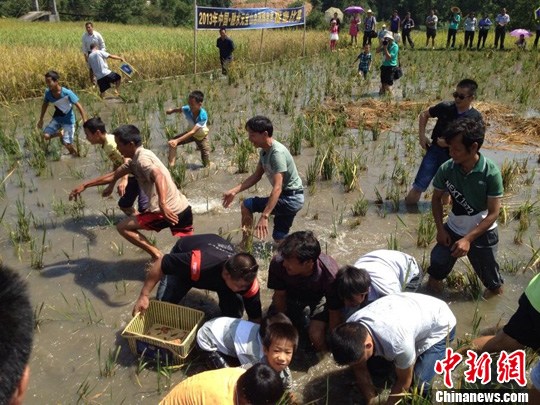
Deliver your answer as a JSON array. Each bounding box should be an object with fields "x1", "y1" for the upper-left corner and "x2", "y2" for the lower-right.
[
  {"x1": 345, "y1": 7, "x2": 364, "y2": 46},
  {"x1": 511, "y1": 29, "x2": 532, "y2": 49}
]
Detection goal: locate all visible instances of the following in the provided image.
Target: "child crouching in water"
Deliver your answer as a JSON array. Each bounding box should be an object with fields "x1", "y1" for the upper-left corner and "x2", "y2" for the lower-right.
[
  {"x1": 196, "y1": 312, "x2": 298, "y2": 391},
  {"x1": 166, "y1": 90, "x2": 210, "y2": 167},
  {"x1": 353, "y1": 44, "x2": 372, "y2": 79}
]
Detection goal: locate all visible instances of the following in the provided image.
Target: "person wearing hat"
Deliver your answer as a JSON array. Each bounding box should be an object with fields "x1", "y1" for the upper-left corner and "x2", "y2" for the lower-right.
[
  {"x1": 446, "y1": 8, "x2": 461, "y2": 48},
  {"x1": 362, "y1": 9, "x2": 377, "y2": 46},
  {"x1": 377, "y1": 32, "x2": 399, "y2": 95},
  {"x1": 377, "y1": 24, "x2": 390, "y2": 44}
]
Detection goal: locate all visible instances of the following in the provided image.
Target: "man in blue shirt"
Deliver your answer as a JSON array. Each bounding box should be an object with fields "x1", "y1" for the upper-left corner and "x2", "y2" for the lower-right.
[
  {"x1": 216, "y1": 28, "x2": 235, "y2": 75},
  {"x1": 37, "y1": 70, "x2": 87, "y2": 156}
]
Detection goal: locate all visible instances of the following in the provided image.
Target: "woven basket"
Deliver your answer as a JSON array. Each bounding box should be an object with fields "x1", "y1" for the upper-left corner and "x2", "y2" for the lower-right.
[{"x1": 122, "y1": 300, "x2": 204, "y2": 365}]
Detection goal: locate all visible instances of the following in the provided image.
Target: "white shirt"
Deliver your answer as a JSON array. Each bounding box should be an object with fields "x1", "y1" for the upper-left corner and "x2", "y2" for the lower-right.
[
  {"x1": 354, "y1": 250, "x2": 421, "y2": 302},
  {"x1": 88, "y1": 50, "x2": 111, "y2": 80},
  {"x1": 82, "y1": 30, "x2": 106, "y2": 54},
  {"x1": 347, "y1": 293, "x2": 456, "y2": 369}
]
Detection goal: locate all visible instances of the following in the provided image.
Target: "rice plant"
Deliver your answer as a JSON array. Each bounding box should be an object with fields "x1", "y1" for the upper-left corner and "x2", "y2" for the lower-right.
[
  {"x1": 235, "y1": 138, "x2": 254, "y2": 174},
  {"x1": 500, "y1": 159, "x2": 520, "y2": 192},
  {"x1": 170, "y1": 159, "x2": 188, "y2": 189},
  {"x1": 13, "y1": 197, "x2": 32, "y2": 243},
  {"x1": 416, "y1": 212, "x2": 436, "y2": 248},
  {"x1": 96, "y1": 336, "x2": 121, "y2": 378},
  {"x1": 30, "y1": 228, "x2": 47, "y2": 269},
  {"x1": 351, "y1": 194, "x2": 369, "y2": 217},
  {"x1": 340, "y1": 154, "x2": 359, "y2": 193}
]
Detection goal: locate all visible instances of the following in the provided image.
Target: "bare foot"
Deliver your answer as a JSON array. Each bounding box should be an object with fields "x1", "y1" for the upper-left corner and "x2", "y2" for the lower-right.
[
  {"x1": 427, "y1": 276, "x2": 444, "y2": 294},
  {"x1": 483, "y1": 287, "x2": 503, "y2": 299}
]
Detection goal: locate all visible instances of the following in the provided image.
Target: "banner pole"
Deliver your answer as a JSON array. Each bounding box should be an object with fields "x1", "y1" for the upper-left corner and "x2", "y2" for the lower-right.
[
  {"x1": 302, "y1": 4, "x2": 306, "y2": 57},
  {"x1": 194, "y1": 1, "x2": 198, "y2": 74},
  {"x1": 258, "y1": 0, "x2": 268, "y2": 63}
]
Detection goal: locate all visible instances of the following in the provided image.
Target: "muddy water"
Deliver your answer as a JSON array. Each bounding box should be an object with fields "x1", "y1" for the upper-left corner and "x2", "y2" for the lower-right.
[{"x1": 1, "y1": 54, "x2": 539, "y2": 404}]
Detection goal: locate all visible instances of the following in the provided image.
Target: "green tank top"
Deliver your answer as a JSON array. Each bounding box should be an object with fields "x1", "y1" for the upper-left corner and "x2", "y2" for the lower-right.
[{"x1": 525, "y1": 273, "x2": 540, "y2": 313}]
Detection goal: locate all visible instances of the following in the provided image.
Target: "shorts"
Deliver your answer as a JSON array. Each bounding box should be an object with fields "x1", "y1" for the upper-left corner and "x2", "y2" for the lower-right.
[
  {"x1": 243, "y1": 192, "x2": 304, "y2": 240},
  {"x1": 97, "y1": 72, "x2": 121, "y2": 93},
  {"x1": 502, "y1": 293, "x2": 540, "y2": 351},
  {"x1": 380, "y1": 65, "x2": 395, "y2": 86},
  {"x1": 136, "y1": 206, "x2": 193, "y2": 237},
  {"x1": 44, "y1": 119, "x2": 75, "y2": 145},
  {"x1": 426, "y1": 28, "x2": 437, "y2": 38}
]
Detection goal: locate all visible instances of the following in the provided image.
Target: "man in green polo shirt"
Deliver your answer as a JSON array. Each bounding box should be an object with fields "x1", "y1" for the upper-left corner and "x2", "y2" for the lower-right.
[{"x1": 427, "y1": 117, "x2": 504, "y2": 298}]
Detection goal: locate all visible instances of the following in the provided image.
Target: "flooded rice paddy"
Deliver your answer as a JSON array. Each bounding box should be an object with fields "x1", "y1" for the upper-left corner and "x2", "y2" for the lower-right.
[{"x1": 1, "y1": 49, "x2": 539, "y2": 404}]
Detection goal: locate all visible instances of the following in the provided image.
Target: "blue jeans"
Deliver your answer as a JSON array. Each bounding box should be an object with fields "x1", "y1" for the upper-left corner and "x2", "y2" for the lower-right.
[
  {"x1": 243, "y1": 193, "x2": 304, "y2": 240},
  {"x1": 428, "y1": 224, "x2": 503, "y2": 291},
  {"x1": 412, "y1": 144, "x2": 450, "y2": 192},
  {"x1": 414, "y1": 326, "x2": 456, "y2": 393}
]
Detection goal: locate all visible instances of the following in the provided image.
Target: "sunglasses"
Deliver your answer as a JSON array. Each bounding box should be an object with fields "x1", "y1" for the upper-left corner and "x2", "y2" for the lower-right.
[{"x1": 453, "y1": 92, "x2": 471, "y2": 100}]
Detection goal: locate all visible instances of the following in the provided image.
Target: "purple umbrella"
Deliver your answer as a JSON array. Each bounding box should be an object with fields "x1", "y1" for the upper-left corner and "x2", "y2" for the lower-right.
[
  {"x1": 510, "y1": 29, "x2": 532, "y2": 37},
  {"x1": 344, "y1": 6, "x2": 364, "y2": 14}
]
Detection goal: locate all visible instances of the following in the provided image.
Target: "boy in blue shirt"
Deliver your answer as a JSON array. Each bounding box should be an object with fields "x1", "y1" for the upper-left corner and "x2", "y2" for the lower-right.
[
  {"x1": 166, "y1": 90, "x2": 210, "y2": 167},
  {"x1": 37, "y1": 70, "x2": 87, "y2": 156},
  {"x1": 354, "y1": 44, "x2": 372, "y2": 79}
]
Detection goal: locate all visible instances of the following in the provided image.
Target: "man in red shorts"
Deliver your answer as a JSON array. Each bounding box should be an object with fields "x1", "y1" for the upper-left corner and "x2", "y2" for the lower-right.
[{"x1": 70, "y1": 124, "x2": 192, "y2": 261}]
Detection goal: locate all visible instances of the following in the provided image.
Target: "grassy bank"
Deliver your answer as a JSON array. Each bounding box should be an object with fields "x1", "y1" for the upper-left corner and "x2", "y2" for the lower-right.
[{"x1": 1, "y1": 19, "x2": 326, "y2": 101}]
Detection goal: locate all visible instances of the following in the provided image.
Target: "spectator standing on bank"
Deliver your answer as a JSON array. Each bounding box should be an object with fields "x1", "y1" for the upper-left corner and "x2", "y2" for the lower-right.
[
  {"x1": 216, "y1": 27, "x2": 235, "y2": 75},
  {"x1": 425, "y1": 9, "x2": 438, "y2": 48},
  {"x1": 390, "y1": 10, "x2": 400, "y2": 34},
  {"x1": 349, "y1": 14, "x2": 360, "y2": 46},
  {"x1": 477, "y1": 14, "x2": 492, "y2": 49},
  {"x1": 446, "y1": 9, "x2": 461, "y2": 48},
  {"x1": 330, "y1": 20, "x2": 339, "y2": 51},
  {"x1": 464, "y1": 12, "x2": 477, "y2": 49},
  {"x1": 401, "y1": 12, "x2": 415, "y2": 48},
  {"x1": 362, "y1": 9, "x2": 377, "y2": 46},
  {"x1": 330, "y1": 12, "x2": 341, "y2": 32},
  {"x1": 494, "y1": 8, "x2": 510, "y2": 49},
  {"x1": 81, "y1": 21, "x2": 106, "y2": 85}
]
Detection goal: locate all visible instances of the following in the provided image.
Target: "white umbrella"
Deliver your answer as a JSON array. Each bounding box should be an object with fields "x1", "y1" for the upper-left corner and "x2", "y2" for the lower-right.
[{"x1": 325, "y1": 7, "x2": 343, "y2": 23}]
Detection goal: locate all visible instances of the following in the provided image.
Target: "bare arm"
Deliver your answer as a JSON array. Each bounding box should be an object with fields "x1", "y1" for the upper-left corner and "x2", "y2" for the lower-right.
[
  {"x1": 107, "y1": 54, "x2": 125, "y2": 62},
  {"x1": 418, "y1": 109, "x2": 432, "y2": 149},
  {"x1": 254, "y1": 172, "x2": 283, "y2": 239},
  {"x1": 70, "y1": 166, "x2": 130, "y2": 200},
  {"x1": 132, "y1": 257, "x2": 164, "y2": 315},
  {"x1": 37, "y1": 102, "x2": 48, "y2": 128},
  {"x1": 352, "y1": 362, "x2": 378, "y2": 403},
  {"x1": 271, "y1": 290, "x2": 287, "y2": 313},
  {"x1": 387, "y1": 366, "x2": 414, "y2": 405},
  {"x1": 432, "y1": 188, "x2": 451, "y2": 247},
  {"x1": 451, "y1": 197, "x2": 501, "y2": 258},
  {"x1": 328, "y1": 309, "x2": 343, "y2": 332},
  {"x1": 73, "y1": 102, "x2": 88, "y2": 123},
  {"x1": 222, "y1": 163, "x2": 265, "y2": 208},
  {"x1": 150, "y1": 167, "x2": 178, "y2": 225}
]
